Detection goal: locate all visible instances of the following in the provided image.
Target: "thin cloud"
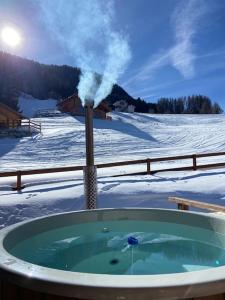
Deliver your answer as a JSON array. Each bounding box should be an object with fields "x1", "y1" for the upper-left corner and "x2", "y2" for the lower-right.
[
  {"x1": 134, "y1": 51, "x2": 170, "y2": 81},
  {"x1": 132, "y1": 48, "x2": 225, "y2": 99},
  {"x1": 122, "y1": 51, "x2": 169, "y2": 87},
  {"x1": 131, "y1": 78, "x2": 185, "y2": 97},
  {"x1": 170, "y1": 0, "x2": 207, "y2": 78},
  {"x1": 124, "y1": 0, "x2": 208, "y2": 88}
]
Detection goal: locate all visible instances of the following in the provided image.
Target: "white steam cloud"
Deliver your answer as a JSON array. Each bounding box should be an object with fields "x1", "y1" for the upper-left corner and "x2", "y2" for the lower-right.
[{"x1": 38, "y1": 0, "x2": 131, "y2": 107}]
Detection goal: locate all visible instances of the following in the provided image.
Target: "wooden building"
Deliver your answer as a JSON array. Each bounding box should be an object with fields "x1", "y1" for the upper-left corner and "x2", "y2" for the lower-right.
[
  {"x1": 0, "y1": 103, "x2": 24, "y2": 128},
  {"x1": 58, "y1": 94, "x2": 111, "y2": 120}
]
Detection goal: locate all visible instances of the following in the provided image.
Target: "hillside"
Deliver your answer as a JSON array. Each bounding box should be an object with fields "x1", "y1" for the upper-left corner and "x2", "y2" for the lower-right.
[
  {"x1": 0, "y1": 51, "x2": 134, "y2": 109},
  {"x1": 1, "y1": 112, "x2": 225, "y2": 171},
  {"x1": 0, "y1": 52, "x2": 222, "y2": 114}
]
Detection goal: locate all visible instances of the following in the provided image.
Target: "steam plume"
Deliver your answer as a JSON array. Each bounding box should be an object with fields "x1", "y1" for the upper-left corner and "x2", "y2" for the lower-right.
[{"x1": 38, "y1": 0, "x2": 131, "y2": 107}]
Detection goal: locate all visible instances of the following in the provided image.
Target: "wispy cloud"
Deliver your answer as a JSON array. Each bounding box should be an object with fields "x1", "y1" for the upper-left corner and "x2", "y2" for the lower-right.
[
  {"x1": 122, "y1": 51, "x2": 169, "y2": 87},
  {"x1": 170, "y1": 0, "x2": 207, "y2": 78},
  {"x1": 127, "y1": 47, "x2": 225, "y2": 97},
  {"x1": 123, "y1": 0, "x2": 208, "y2": 88},
  {"x1": 131, "y1": 78, "x2": 185, "y2": 98}
]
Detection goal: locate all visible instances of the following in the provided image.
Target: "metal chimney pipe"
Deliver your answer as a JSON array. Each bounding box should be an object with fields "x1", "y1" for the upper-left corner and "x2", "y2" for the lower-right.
[
  {"x1": 83, "y1": 101, "x2": 97, "y2": 209},
  {"x1": 85, "y1": 102, "x2": 94, "y2": 166}
]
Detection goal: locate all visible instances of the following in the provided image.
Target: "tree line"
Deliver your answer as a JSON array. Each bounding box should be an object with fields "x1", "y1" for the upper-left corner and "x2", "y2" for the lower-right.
[
  {"x1": 150, "y1": 96, "x2": 223, "y2": 114},
  {"x1": 124, "y1": 96, "x2": 223, "y2": 114}
]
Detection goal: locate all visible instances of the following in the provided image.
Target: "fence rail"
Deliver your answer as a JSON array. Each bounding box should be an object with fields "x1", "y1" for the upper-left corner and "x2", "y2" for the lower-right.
[
  {"x1": 21, "y1": 119, "x2": 41, "y2": 133},
  {"x1": 1, "y1": 151, "x2": 225, "y2": 190}
]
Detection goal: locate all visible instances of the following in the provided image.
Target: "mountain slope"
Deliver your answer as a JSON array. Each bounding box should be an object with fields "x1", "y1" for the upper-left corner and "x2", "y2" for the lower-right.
[{"x1": 0, "y1": 51, "x2": 134, "y2": 108}]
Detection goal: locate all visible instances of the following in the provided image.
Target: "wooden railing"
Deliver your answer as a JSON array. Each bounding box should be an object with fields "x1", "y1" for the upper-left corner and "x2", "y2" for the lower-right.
[
  {"x1": 168, "y1": 196, "x2": 225, "y2": 212},
  {"x1": 0, "y1": 119, "x2": 41, "y2": 133},
  {"x1": 98, "y1": 151, "x2": 225, "y2": 176},
  {"x1": 21, "y1": 119, "x2": 41, "y2": 133},
  {"x1": 1, "y1": 150, "x2": 225, "y2": 190}
]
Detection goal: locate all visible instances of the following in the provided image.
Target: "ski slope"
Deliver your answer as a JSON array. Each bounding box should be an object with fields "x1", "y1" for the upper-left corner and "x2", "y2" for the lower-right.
[
  {"x1": 1, "y1": 112, "x2": 225, "y2": 171},
  {"x1": 1, "y1": 107, "x2": 225, "y2": 228},
  {"x1": 19, "y1": 93, "x2": 58, "y2": 118}
]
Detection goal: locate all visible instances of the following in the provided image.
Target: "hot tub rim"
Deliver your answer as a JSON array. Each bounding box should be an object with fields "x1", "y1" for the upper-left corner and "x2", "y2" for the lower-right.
[{"x1": 0, "y1": 208, "x2": 225, "y2": 299}]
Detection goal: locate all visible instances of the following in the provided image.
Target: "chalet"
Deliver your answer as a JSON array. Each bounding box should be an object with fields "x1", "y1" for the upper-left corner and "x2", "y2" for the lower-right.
[
  {"x1": 127, "y1": 104, "x2": 135, "y2": 113},
  {"x1": 58, "y1": 94, "x2": 111, "y2": 120},
  {"x1": 113, "y1": 100, "x2": 135, "y2": 113},
  {"x1": 0, "y1": 103, "x2": 24, "y2": 128}
]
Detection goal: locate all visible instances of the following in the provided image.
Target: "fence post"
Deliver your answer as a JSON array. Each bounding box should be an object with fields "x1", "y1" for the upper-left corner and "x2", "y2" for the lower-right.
[
  {"x1": 147, "y1": 158, "x2": 151, "y2": 174},
  {"x1": 13, "y1": 171, "x2": 24, "y2": 191},
  {"x1": 192, "y1": 154, "x2": 197, "y2": 170},
  {"x1": 178, "y1": 203, "x2": 189, "y2": 210}
]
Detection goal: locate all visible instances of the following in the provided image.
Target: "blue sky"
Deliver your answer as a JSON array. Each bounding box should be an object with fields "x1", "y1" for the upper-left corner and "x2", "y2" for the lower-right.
[{"x1": 0, "y1": 0, "x2": 225, "y2": 106}]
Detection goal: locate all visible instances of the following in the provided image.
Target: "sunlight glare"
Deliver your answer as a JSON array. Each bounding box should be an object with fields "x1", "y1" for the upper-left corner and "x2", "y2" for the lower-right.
[{"x1": 1, "y1": 26, "x2": 21, "y2": 47}]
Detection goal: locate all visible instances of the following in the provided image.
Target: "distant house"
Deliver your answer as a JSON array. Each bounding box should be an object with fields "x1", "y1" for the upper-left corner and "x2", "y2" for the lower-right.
[
  {"x1": 0, "y1": 103, "x2": 24, "y2": 128},
  {"x1": 58, "y1": 94, "x2": 111, "y2": 120},
  {"x1": 127, "y1": 104, "x2": 135, "y2": 113},
  {"x1": 113, "y1": 100, "x2": 135, "y2": 113}
]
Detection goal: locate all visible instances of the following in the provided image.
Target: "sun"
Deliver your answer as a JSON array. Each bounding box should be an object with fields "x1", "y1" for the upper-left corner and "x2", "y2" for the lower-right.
[{"x1": 1, "y1": 26, "x2": 21, "y2": 47}]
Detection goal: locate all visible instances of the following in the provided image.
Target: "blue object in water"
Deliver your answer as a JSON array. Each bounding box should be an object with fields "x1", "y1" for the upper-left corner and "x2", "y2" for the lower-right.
[{"x1": 128, "y1": 236, "x2": 139, "y2": 245}]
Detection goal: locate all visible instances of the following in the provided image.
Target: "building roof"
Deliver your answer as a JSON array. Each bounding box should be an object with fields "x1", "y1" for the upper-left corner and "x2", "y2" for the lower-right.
[
  {"x1": 59, "y1": 94, "x2": 111, "y2": 113},
  {"x1": 0, "y1": 102, "x2": 24, "y2": 119},
  {"x1": 59, "y1": 94, "x2": 79, "y2": 104}
]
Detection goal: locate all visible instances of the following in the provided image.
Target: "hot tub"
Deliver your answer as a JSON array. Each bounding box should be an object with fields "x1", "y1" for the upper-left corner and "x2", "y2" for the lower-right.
[{"x1": 0, "y1": 208, "x2": 225, "y2": 300}]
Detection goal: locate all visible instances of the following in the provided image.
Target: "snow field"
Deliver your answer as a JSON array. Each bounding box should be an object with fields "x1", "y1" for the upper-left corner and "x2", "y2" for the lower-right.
[{"x1": 1, "y1": 107, "x2": 225, "y2": 228}]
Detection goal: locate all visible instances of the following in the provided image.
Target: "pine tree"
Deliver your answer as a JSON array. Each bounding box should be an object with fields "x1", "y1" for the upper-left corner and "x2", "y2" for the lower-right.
[{"x1": 212, "y1": 102, "x2": 223, "y2": 114}]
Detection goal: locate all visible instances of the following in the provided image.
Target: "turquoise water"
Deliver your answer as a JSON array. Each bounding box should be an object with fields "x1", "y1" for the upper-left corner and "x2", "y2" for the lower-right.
[{"x1": 10, "y1": 220, "x2": 225, "y2": 275}]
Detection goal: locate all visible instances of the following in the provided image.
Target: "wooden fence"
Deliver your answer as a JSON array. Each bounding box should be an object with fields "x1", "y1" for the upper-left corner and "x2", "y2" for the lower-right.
[
  {"x1": 21, "y1": 119, "x2": 41, "y2": 133},
  {"x1": 1, "y1": 151, "x2": 225, "y2": 191},
  {"x1": 0, "y1": 119, "x2": 41, "y2": 133}
]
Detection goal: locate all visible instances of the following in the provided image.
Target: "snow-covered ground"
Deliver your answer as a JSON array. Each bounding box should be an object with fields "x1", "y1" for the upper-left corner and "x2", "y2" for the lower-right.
[
  {"x1": 1, "y1": 104, "x2": 225, "y2": 228},
  {"x1": 2, "y1": 112, "x2": 225, "y2": 171},
  {"x1": 19, "y1": 93, "x2": 58, "y2": 118}
]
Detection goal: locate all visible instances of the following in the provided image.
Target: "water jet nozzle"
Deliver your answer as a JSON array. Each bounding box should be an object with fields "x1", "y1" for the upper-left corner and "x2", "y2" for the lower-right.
[{"x1": 128, "y1": 236, "x2": 138, "y2": 246}]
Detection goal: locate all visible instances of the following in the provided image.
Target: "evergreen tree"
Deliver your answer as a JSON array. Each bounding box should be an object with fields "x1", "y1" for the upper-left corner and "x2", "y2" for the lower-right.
[
  {"x1": 154, "y1": 95, "x2": 222, "y2": 114},
  {"x1": 212, "y1": 102, "x2": 223, "y2": 114}
]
